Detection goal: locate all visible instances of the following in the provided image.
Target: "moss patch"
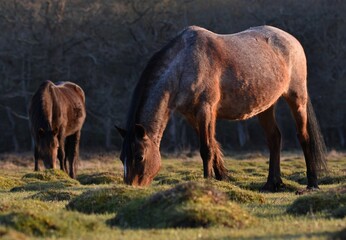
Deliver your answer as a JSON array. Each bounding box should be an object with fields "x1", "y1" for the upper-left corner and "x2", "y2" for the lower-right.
[
  {"x1": 10, "y1": 170, "x2": 79, "y2": 192},
  {"x1": 209, "y1": 180, "x2": 265, "y2": 203},
  {"x1": 111, "y1": 181, "x2": 255, "y2": 229},
  {"x1": 29, "y1": 190, "x2": 78, "y2": 202},
  {"x1": 287, "y1": 185, "x2": 346, "y2": 217},
  {"x1": 66, "y1": 186, "x2": 153, "y2": 214},
  {"x1": 77, "y1": 172, "x2": 122, "y2": 185},
  {"x1": 0, "y1": 177, "x2": 24, "y2": 191}
]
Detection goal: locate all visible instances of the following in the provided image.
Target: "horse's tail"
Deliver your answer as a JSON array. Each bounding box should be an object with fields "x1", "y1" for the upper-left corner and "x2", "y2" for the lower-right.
[{"x1": 307, "y1": 97, "x2": 328, "y2": 173}]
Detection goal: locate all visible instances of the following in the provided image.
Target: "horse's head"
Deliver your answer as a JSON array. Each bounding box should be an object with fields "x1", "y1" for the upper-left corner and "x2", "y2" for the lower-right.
[
  {"x1": 35, "y1": 127, "x2": 59, "y2": 169},
  {"x1": 116, "y1": 124, "x2": 161, "y2": 186}
]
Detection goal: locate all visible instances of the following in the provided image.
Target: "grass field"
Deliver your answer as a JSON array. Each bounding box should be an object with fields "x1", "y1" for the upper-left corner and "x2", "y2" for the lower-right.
[{"x1": 0, "y1": 151, "x2": 345, "y2": 240}]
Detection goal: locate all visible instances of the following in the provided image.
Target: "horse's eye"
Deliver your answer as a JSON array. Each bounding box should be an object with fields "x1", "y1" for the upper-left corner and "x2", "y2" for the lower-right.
[{"x1": 136, "y1": 156, "x2": 144, "y2": 162}]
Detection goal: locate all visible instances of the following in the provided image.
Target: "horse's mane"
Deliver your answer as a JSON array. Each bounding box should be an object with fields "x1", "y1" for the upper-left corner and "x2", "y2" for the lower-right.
[
  {"x1": 29, "y1": 80, "x2": 55, "y2": 136},
  {"x1": 124, "y1": 29, "x2": 187, "y2": 134}
]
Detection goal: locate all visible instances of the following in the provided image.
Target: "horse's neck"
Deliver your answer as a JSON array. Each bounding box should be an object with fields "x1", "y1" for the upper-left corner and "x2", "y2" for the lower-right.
[
  {"x1": 138, "y1": 86, "x2": 171, "y2": 147},
  {"x1": 43, "y1": 86, "x2": 60, "y2": 127}
]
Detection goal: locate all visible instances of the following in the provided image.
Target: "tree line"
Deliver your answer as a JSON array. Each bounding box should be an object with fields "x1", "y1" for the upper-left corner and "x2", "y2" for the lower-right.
[{"x1": 0, "y1": 0, "x2": 345, "y2": 153}]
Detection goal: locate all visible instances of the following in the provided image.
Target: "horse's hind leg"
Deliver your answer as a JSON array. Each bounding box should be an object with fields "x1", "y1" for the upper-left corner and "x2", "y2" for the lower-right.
[
  {"x1": 197, "y1": 105, "x2": 228, "y2": 180},
  {"x1": 285, "y1": 95, "x2": 324, "y2": 189},
  {"x1": 66, "y1": 131, "x2": 81, "y2": 179},
  {"x1": 258, "y1": 105, "x2": 284, "y2": 192}
]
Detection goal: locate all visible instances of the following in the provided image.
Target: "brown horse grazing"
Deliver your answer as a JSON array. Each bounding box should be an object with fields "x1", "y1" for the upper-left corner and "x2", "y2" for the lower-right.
[
  {"x1": 116, "y1": 25, "x2": 327, "y2": 191},
  {"x1": 29, "y1": 80, "x2": 86, "y2": 178}
]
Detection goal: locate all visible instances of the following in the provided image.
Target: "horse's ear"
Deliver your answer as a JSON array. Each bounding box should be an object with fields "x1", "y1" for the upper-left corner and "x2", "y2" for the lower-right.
[
  {"x1": 135, "y1": 124, "x2": 146, "y2": 139},
  {"x1": 38, "y1": 128, "x2": 44, "y2": 136},
  {"x1": 115, "y1": 125, "x2": 126, "y2": 138}
]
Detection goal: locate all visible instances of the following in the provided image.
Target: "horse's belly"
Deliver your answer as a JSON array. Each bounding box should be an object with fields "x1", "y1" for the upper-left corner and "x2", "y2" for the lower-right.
[
  {"x1": 217, "y1": 82, "x2": 283, "y2": 120},
  {"x1": 217, "y1": 98, "x2": 275, "y2": 120}
]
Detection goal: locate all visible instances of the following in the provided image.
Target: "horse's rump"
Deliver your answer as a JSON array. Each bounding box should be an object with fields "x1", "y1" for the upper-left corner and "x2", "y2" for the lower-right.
[{"x1": 29, "y1": 80, "x2": 86, "y2": 138}]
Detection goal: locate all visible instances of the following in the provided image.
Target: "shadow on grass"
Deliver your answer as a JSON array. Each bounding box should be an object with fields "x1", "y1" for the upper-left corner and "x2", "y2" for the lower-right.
[{"x1": 77, "y1": 172, "x2": 123, "y2": 185}]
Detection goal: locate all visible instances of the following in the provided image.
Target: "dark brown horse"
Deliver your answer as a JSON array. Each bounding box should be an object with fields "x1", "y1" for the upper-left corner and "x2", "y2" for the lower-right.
[
  {"x1": 116, "y1": 25, "x2": 327, "y2": 191},
  {"x1": 29, "y1": 80, "x2": 86, "y2": 178}
]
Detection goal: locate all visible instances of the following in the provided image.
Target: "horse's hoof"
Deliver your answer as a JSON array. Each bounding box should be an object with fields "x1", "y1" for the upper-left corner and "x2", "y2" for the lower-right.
[
  {"x1": 215, "y1": 174, "x2": 230, "y2": 182},
  {"x1": 260, "y1": 181, "x2": 286, "y2": 193},
  {"x1": 307, "y1": 185, "x2": 320, "y2": 191},
  {"x1": 295, "y1": 186, "x2": 320, "y2": 195}
]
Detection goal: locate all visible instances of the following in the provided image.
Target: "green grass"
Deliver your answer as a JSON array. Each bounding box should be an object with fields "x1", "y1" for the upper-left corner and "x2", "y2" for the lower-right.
[{"x1": 0, "y1": 151, "x2": 345, "y2": 239}]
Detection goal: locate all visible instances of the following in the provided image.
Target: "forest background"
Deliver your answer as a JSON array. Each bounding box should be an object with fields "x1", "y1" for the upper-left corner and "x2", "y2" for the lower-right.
[{"x1": 0, "y1": 0, "x2": 345, "y2": 153}]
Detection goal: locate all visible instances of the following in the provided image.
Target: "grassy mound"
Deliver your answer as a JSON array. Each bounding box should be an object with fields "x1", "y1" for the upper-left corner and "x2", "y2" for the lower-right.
[
  {"x1": 22, "y1": 169, "x2": 79, "y2": 184},
  {"x1": 0, "y1": 199, "x2": 102, "y2": 237},
  {"x1": 0, "y1": 200, "x2": 59, "y2": 237},
  {"x1": 0, "y1": 211, "x2": 61, "y2": 236},
  {"x1": 30, "y1": 190, "x2": 78, "y2": 202},
  {"x1": 0, "y1": 176, "x2": 24, "y2": 191},
  {"x1": 10, "y1": 181, "x2": 78, "y2": 192},
  {"x1": 287, "y1": 185, "x2": 346, "y2": 217},
  {"x1": 66, "y1": 186, "x2": 153, "y2": 214},
  {"x1": 0, "y1": 199, "x2": 53, "y2": 214},
  {"x1": 77, "y1": 172, "x2": 122, "y2": 185},
  {"x1": 10, "y1": 170, "x2": 79, "y2": 192},
  {"x1": 111, "y1": 181, "x2": 255, "y2": 229}
]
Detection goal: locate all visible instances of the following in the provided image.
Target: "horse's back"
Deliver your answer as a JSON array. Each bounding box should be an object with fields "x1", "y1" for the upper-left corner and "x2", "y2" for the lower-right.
[{"x1": 175, "y1": 26, "x2": 307, "y2": 120}]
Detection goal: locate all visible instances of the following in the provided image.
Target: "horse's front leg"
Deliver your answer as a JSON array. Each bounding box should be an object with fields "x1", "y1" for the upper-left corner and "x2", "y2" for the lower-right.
[
  {"x1": 66, "y1": 131, "x2": 81, "y2": 179},
  {"x1": 34, "y1": 145, "x2": 40, "y2": 171},
  {"x1": 197, "y1": 107, "x2": 214, "y2": 178},
  {"x1": 258, "y1": 106, "x2": 284, "y2": 192},
  {"x1": 197, "y1": 105, "x2": 227, "y2": 180}
]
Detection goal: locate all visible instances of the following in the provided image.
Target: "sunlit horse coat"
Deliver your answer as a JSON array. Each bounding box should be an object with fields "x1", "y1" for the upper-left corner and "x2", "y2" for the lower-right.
[{"x1": 116, "y1": 26, "x2": 327, "y2": 191}]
